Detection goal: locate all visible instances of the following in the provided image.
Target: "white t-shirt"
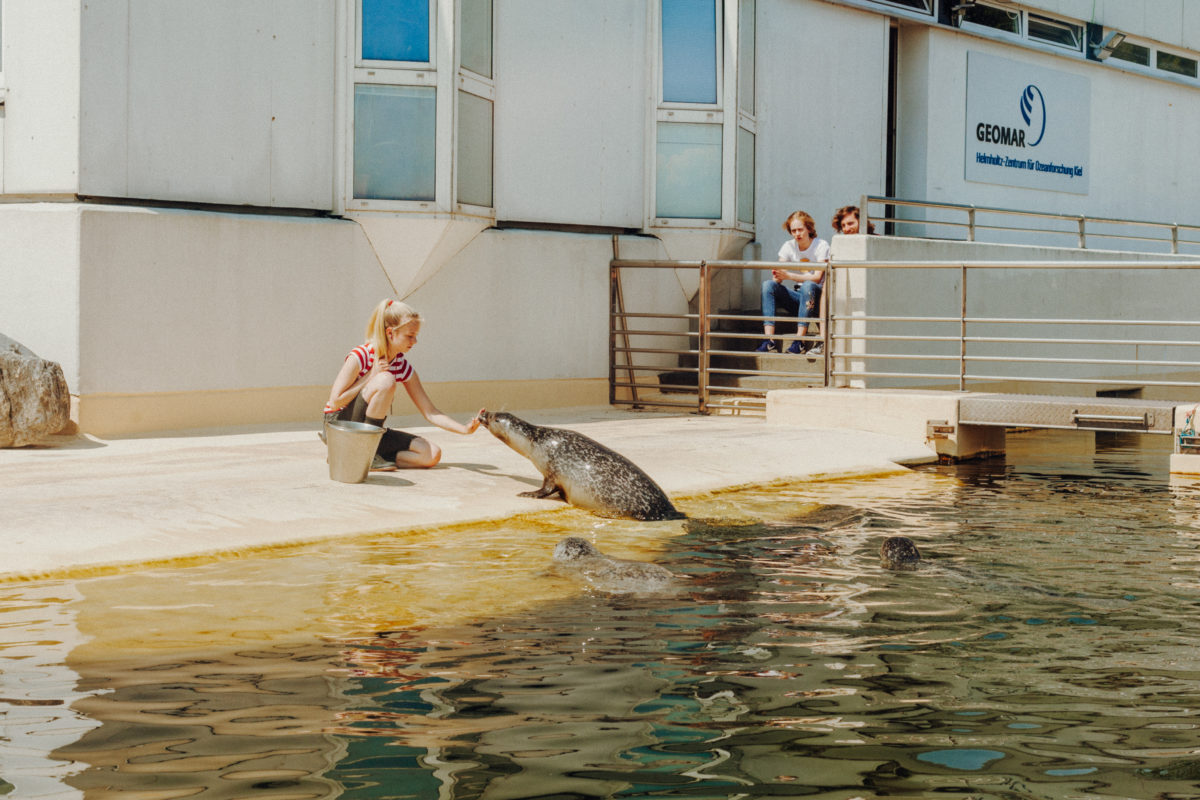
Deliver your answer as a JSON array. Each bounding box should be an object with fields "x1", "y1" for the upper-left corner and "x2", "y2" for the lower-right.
[{"x1": 777, "y1": 237, "x2": 830, "y2": 264}]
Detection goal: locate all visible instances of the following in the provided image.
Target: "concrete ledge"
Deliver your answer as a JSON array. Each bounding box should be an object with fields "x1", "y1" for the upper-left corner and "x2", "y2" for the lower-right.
[
  {"x1": 1170, "y1": 453, "x2": 1200, "y2": 475},
  {"x1": 766, "y1": 388, "x2": 1005, "y2": 461},
  {"x1": 0, "y1": 406, "x2": 937, "y2": 580},
  {"x1": 74, "y1": 378, "x2": 607, "y2": 436}
]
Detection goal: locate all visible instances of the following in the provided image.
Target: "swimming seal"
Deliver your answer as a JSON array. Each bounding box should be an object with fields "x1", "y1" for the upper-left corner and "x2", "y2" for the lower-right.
[
  {"x1": 553, "y1": 536, "x2": 676, "y2": 593},
  {"x1": 880, "y1": 536, "x2": 921, "y2": 570},
  {"x1": 479, "y1": 410, "x2": 683, "y2": 521}
]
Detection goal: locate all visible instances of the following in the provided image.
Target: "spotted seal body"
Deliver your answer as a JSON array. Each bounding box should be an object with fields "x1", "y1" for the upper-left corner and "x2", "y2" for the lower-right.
[
  {"x1": 553, "y1": 536, "x2": 676, "y2": 593},
  {"x1": 479, "y1": 410, "x2": 683, "y2": 521},
  {"x1": 880, "y1": 536, "x2": 921, "y2": 570}
]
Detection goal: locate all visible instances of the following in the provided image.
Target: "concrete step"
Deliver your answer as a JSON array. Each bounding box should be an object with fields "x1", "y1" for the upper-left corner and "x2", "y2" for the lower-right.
[{"x1": 658, "y1": 351, "x2": 824, "y2": 392}]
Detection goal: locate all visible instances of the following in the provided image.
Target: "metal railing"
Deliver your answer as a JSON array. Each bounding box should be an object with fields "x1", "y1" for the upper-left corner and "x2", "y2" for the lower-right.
[
  {"x1": 861, "y1": 194, "x2": 1200, "y2": 254},
  {"x1": 609, "y1": 258, "x2": 829, "y2": 415},
  {"x1": 824, "y1": 259, "x2": 1200, "y2": 395},
  {"x1": 610, "y1": 253, "x2": 1200, "y2": 415}
]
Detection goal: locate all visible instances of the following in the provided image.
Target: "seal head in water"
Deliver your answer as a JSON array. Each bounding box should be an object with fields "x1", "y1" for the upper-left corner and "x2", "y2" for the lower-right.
[
  {"x1": 479, "y1": 410, "x2": 683, "y2": 521},
  {"x1": 880, "y1": 536, "x2": 921, "y2": 570},
  {"x1": 553, "y1": 536, "x2": 675, "y2": 593}
]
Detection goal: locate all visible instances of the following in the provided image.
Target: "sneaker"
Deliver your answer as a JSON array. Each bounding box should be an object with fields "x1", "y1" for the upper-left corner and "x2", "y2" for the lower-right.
[
  {"x1": 754, "y1": 339, "x2": 780, "y2": 353},
  {"x1": 786, "y1": 340, "x2": 807, "y2": 355},
  {"x1": 370, "y1": 454, "x2": 398, "y2": 471},
  {"x1": 809, "y1": 342, "x2": 824, "y2": 356}
]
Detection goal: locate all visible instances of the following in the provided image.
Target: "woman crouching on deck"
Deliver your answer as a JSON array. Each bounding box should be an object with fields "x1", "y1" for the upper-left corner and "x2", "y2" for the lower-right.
[{"x1": 324, "y1": 299, "x2": 482, "y2": 470}]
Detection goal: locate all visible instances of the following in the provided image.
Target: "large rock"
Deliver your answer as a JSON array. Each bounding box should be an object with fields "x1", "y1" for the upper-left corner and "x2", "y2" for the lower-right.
[{"x1": 0, "y1": 334, "x2": 71, "y2": 447}]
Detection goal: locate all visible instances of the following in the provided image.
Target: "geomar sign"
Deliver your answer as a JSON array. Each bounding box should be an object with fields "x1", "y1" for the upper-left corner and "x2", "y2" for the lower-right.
[{"x1": 965, "y1": 51, "x2": 1090, "y2": 195}]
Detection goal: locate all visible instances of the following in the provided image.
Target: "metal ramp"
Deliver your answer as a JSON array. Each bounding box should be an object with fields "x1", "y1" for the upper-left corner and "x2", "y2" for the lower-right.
[{"x1": 958, "y1": 393, "x2": 1181, "y2": 434}]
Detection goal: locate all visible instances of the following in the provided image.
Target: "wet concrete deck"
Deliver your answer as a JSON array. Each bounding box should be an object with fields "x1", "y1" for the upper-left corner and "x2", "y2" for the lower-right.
[{"x1": 0, "y1": 405, "x2": 938, "y2": 580}]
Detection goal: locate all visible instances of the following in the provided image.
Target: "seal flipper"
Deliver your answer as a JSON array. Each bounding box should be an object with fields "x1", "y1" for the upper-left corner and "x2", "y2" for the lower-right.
[{"x1": 520, "y1": 475, "x2": 565, "y2": 500}]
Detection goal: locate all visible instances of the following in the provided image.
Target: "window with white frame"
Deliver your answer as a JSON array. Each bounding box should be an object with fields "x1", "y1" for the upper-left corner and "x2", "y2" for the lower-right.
[
  {"x1": 1096, "y1": 32, "x2": 1200, "y2": 84},
  {"x1": 1026, "y1": 13, "x2": 1082, "y2": 52},
  {"x1": 656, "y1": 0, "x2": 722, "y2": 219},
  {"x1": 958, "y1": 2, "x2": 1019, "y2": 36},
  {"x1": 736, "y1": 0, "x2": 755, "y2": 226},
  {"x1": 353, "y1": 0, "x2": 437, "y2": 202},
  {"x1": 957, "y1": 5, "x2": 1081, "y2": 52},
  {"x1": 1157, "y1": 49, "x2": 1198, "y2": 79},
  {"x1": 456, "y1": 0, "x2": 493, "y2": 209},
  {"x1": 655, "y1": 0, "x2": 755, "y2": 228},
  {"x1": 1109, "y1": 39, "x2": 1151, "y2": 67},
  {"x1": 361, "y1": 0, "x2": 430, "y2": 63},
  {"x1": 350, "y1": 0, "x2": 493, "y2": 210},
  {"x1": 869, "y1": 0, "x2": 933, "y2": 16},
  {"x1": 661, "y1": 0, "x2": 719, "y2": 105}
]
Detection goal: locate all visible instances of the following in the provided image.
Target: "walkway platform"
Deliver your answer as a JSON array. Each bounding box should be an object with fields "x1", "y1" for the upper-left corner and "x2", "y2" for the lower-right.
[
  {"x1": 767, "y1": 388, "x2": 1200, "y2": 473},
  {"x1": 958, "y1": 393, "x2": 1179, "y2": 433},
  {"x1": 0, "y1": 406, "x2": 937, "y2": 581}
]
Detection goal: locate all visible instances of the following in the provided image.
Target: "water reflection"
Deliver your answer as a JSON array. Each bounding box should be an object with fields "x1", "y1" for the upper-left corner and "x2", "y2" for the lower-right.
[{"x1": 1, "y1": 431, "x2": 1200, "y2": 797}]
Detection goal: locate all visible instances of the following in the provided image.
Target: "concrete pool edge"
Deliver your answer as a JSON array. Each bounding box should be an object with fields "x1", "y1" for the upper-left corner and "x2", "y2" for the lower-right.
[{"x1": 0, "y1": 407, "x2": 939, "y2": 582}]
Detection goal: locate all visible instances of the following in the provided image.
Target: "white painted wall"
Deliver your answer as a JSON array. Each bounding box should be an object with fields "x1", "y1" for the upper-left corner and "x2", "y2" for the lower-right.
[
  {"x1": 1073, "y1": 0, "x2": 1200, "y2": 52},
  {"x1": 78, "y1": 0, "x2": 334, "y2": 208},
  {"x1": 74, "y1": 207, "x2": 380, "y2": 396},
  {"x1": 7, "y1": 0, "x2": 1200, "y2": 433},
  {"x1": 408, "y1": 229, "x2": 657, "y2": 384},
  {"x1": 493, "y1": 0, "x2": 647, "y2": 228},
  {"x1": 1, "y1": 0, "x2": 81, "y2": 194},
  {"x1": 8, "y1": 205, "x2": 665, "y2": 404},
  {"x1": 893, "y1": 24, "x2": 1200, "y2": 236},
  {"x1": 0, "y1": 205, "x2": 82, "y2": 384},
  {"x1": 756, "y1": 0, "x2": 888, "y2": 245}
]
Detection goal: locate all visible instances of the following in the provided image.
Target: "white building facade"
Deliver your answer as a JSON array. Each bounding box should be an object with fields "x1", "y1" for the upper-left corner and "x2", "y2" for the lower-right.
[{"x1": 1, "y1": 0, "x2": 1198, "y2": 434}]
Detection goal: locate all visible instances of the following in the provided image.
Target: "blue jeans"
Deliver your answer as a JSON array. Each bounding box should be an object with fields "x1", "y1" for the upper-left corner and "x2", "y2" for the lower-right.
[{"x1": 761, "y1": 279, "x2": 822, "y2": 336}]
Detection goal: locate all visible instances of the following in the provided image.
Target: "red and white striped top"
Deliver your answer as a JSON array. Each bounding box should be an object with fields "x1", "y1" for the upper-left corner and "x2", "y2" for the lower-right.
[{"x1": 349, "y1": 344, "x2": 412, "y2": 384}]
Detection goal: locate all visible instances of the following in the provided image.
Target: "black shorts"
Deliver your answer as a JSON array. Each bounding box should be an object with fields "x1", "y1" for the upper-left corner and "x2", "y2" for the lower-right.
[
  {"x1": 330, "y1": 395, "x2": 419, "y2": 459},
  {"x1": 377, "y1": 427, "x2": 419, "y2": 460}
]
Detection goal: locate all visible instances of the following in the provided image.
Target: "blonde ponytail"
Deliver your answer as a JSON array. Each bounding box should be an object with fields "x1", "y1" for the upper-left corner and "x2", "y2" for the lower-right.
[{"x1": 365, "y1": 299, "x2": 421, "y2": 360}]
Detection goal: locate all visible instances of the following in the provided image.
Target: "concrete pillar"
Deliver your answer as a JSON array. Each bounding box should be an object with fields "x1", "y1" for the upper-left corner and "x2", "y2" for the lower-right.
[{"x1": 766, "y1": 388, "x2": 1005, "y2": 462}]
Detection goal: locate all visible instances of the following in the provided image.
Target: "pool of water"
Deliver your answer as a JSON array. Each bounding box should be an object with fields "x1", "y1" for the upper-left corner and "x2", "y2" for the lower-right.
[{"x1": 4, "y1": 430, "x2": 1200, "y2": 799}]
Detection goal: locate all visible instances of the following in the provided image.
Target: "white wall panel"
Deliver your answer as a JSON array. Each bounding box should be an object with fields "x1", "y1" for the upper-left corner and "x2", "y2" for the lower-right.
[
  {"x1": 0, "y1": 205, "x2": 82, "y2": 387},
  {"x1": 893, "y1": 26, "x2": 1200, "y2": 231},
  {"x1": 2, "y1": 0, "x2": 81, "y2": 193},
  {"x1": 75, "y1": 208, "x2": 382, "y2": 395},
  {"x1": 756, "y1": 0, "x2": 888, "y2": 243},
  {"x1": 493, "y1": 0, "x2": 647, "y2": 227},
  {"x1": 79, "y1": 0, "x2": 334, "y2": 209}
]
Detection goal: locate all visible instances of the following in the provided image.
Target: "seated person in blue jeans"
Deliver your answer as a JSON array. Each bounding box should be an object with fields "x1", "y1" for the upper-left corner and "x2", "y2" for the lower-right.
[{"x1": 756, "y1": 210, "x2": 830, "y2": 354}]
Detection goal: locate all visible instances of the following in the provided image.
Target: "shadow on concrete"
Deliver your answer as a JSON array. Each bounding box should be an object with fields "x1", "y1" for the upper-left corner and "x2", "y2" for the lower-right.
[
  {"x1": 362, "y1": 473, "x2": 416, "y2": 487},
  {"x1": 440, "y1": 462, "x2": 543, "y2": 489},
  {"x1": 10, "y1": 434, "x2": 109, "y2": 451}
]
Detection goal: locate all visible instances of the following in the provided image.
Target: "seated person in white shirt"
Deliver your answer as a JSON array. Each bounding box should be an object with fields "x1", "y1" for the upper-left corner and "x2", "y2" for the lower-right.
[{"x1": 756, "y1": 210, "x2": 830, "y2": 355}]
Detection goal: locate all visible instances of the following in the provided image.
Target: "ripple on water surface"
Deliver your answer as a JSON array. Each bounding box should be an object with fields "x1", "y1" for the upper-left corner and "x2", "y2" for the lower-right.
[{"x1": 3, "y1": 430, "x2": 1200, "y2": 798}]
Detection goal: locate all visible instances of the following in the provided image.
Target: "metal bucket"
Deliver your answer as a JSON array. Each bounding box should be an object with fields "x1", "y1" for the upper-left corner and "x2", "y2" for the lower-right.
[{"x1": 325, "y1": 420, "x2": 385, "y2": 483}]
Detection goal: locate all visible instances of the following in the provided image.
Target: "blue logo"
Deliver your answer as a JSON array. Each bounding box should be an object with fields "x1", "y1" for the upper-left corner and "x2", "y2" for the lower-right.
[{"x1": 1019, "y1": 85, "x2": 1046, "y2": 147}]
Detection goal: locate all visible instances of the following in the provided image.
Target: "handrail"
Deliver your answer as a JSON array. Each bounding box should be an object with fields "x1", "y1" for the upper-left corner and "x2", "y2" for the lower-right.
[
  {"x1": 609, "y1": 251, "x2": 1200, "y2": 415},
  {"x1": 860, "y1": 194, "x2": 1200, "y2": 253}
]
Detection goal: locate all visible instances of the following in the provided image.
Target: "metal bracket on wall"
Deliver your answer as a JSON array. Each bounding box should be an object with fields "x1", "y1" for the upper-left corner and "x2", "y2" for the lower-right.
[{"x1": 926, "y1": 420, "x2": 956, "y2": 441}]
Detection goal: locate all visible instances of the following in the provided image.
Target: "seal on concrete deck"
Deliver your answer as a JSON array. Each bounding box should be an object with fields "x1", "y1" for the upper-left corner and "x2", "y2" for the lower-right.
[{"x1": 479, "y1": 410, "x2": 684, "y2": 521}]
